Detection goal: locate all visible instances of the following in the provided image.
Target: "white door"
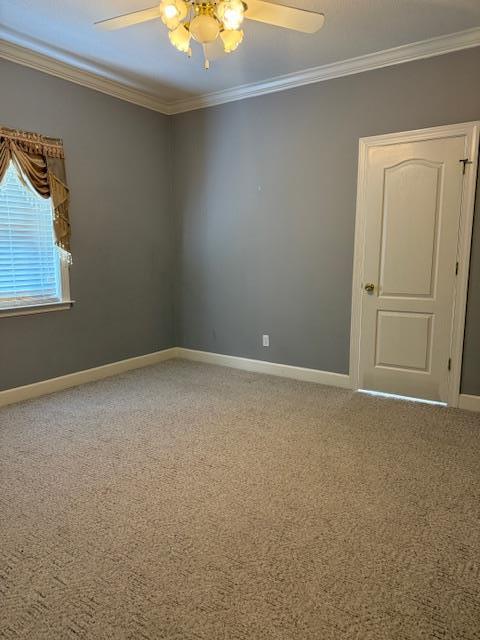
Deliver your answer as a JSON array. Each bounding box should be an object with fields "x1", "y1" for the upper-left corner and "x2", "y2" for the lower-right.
[{"x1": 356, "y1": 130, "x2": 474, "y2": 402}]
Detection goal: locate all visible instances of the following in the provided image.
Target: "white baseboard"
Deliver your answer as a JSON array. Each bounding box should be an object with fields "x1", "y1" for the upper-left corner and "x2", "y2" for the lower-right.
[
  {"x1": 0, "y1": 347, "x2": 179, "y2": 408},
  {"x1": 9, "y1": 347, "x2": 475, "y2": 410},
  {"x1": 177, "y1": 348, "x2": 352, "y2": 388},
  {"x1": 458, "y1": 394, "x2": 480, "y2": 412}
]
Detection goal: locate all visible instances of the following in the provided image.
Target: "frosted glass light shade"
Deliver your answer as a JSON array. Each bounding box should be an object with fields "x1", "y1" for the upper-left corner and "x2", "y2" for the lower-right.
[
  {"x1": 189, "y1": 14, "x2": 220, "y2": 43},
  {"x1": 169, "y1": 24, "x2": 191, "y2": 52},
  {"x1": 216, "y1": 0, "x2": 245, "y2": 30},
  {"x1": 159, "y1": 0, "x2": 188, "y2": 30},
  {"x1": 220, "y1": 29, "x2": 244, "y2": 53}
]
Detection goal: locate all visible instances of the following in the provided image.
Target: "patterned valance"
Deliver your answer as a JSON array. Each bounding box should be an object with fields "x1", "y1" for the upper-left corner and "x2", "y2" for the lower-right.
[
  {"x1": 0, "y1": 126, "x2": 65, "y2": 159},
  {"x1": 0, "y1": 125, "x2": 71, "y2": 255}
]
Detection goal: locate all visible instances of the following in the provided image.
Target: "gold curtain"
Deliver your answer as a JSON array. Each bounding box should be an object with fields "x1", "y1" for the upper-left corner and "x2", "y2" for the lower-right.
[{"x1": 0, "y1": 126, "x2": 71, "y2": 254}]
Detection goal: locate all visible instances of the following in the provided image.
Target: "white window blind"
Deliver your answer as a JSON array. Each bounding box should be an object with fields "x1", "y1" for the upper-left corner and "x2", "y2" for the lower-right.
[{"x1": 0, "y1": 162, "x2": 61, "y2": 309}]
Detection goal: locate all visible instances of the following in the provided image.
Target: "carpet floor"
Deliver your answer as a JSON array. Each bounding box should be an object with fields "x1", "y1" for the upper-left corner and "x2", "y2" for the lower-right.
[{"x1": 1, "y1": 359, "x2": 480, "y2": 639}]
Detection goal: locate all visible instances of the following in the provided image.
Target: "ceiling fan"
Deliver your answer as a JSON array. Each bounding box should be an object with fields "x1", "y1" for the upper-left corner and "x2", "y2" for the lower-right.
[{"x1": 96, "y1": 0, "x2": 325, "y2": 69}]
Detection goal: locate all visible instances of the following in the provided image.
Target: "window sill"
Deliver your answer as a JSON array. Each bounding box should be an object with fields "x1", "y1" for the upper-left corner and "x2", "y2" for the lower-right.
[{"x1": 0, "y1": 301, "x2": 74, "y2": 318}]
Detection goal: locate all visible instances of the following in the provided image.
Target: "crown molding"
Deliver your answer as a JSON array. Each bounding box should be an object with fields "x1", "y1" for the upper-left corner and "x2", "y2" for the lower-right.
[
  {"x1": 0, "y1": 32, "x2": 172, "y2": 115},
  {"x1": 1, "y1": 26, "x2": 479, "y2": 115},
  {"x1": 170, "y1": 26, "x2": 480, "y2": 113}
]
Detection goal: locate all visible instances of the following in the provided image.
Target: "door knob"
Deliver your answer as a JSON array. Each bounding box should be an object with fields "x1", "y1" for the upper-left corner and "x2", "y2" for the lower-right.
[{"x1": 364, "y1": 283, "x2": 375, "y2": 293}]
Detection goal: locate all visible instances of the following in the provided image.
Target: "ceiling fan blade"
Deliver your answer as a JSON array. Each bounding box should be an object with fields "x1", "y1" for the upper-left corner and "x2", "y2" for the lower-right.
[
  {"x1": 95, "y1": 6, "x2": 161, "y2": 31},
  {"x1": 244, "y1": 0, "x2": 325, "y2": 33}
]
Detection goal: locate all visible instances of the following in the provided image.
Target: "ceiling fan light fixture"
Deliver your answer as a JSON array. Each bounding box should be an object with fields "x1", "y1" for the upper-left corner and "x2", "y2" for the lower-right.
[
  {"x1": 216, "y1": 0, "x2": 245, "y2": 30},
  {"x1": 189, "y1": 14, "x2": 220, "y2": 44},
  {"x1": 97, "y1": 0, "x2": 325, "y2": 69},
  {"x1": 220, "y1": 28, "x2": 244, "y2": 53},
  {"x1": 159, "y1": 0, "x2": 187, "y2": 30},
  {"x1": 169, "y1": 24, "x2": 191, "y2": 52}
]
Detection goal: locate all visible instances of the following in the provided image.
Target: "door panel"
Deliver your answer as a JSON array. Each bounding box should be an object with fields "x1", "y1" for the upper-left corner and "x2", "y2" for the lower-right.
[
  {"x1": 358, "y1": 135, "x2": 466, "y2": 402},
  {"x1": 379, "y1": 161, "x2": 441, "y2": 297}
]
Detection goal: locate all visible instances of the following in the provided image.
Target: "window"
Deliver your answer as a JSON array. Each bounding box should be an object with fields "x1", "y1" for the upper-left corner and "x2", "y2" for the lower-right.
[{"x1": 0, "y1": 162, "x2": 70, "y2": 315}]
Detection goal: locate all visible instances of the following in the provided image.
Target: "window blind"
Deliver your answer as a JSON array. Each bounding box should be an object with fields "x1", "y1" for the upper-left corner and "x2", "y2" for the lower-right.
[{"x1": 0, "y1": 162, "x2": 61, "y2": 309}]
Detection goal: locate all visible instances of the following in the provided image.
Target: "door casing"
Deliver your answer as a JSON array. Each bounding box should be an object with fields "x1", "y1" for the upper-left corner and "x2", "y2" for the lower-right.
[{"x1": 350, "y1": 121, "x2": 480, "y2": 407}]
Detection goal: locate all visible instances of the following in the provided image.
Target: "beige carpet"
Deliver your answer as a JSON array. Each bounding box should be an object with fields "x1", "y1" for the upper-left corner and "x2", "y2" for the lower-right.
[{"x1": 1, "y1": 360, "x2": 480, "y2": 639}]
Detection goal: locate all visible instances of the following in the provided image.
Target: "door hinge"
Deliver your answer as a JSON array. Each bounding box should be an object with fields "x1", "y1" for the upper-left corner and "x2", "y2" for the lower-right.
[
  {"x1": 460, "y1": 158, "x2": 472, "y2": 174},
  {"x1": 455, "y1": 261, "x2": 459, "y2": 275},
  {"x1": 448, "y1": 358, "x2": 452, "y2": 371}
]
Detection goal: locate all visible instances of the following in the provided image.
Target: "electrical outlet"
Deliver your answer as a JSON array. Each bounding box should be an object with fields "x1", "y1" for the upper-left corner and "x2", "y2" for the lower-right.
[{"x1": 262, "y1": 334, "x2": 269, "y2": 347}]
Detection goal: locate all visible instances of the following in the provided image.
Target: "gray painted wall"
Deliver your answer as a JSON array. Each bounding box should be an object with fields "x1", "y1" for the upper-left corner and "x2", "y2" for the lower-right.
[
  {"x1": 1, "y1": 48, "x2": 479, "y2": 395},
  {"x1": 462, "y1": 168, "x2": 480, "y2": 395},
  {"x1": 173, "y1": 47, "x2": 480, "y2": 394},
  {"x1": 0, "y1": 59, "x2": 175, "y2": 391}
]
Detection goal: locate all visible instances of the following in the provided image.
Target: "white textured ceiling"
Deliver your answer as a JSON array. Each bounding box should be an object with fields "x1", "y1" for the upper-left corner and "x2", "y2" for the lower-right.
[{"x1": 1, "y1": 0, "x2": 480, "y2": 102}]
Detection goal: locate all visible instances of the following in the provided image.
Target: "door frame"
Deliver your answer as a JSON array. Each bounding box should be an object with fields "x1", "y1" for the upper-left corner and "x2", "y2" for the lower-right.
[{"x1": 350, "y1": 121, "x2": 480, "y2": 407}]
